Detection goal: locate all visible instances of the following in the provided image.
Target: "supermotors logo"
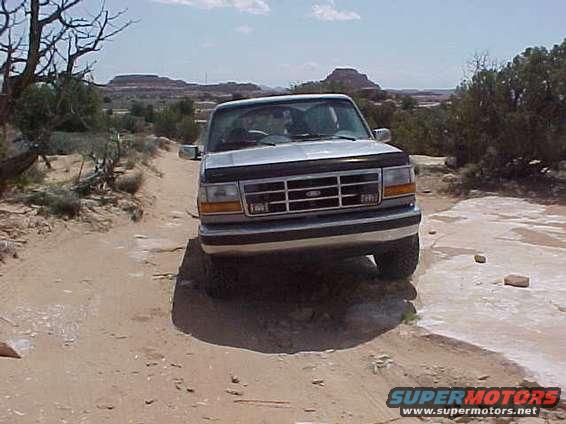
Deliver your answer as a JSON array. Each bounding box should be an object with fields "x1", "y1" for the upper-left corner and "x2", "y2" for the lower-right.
[{"x1": 387, "y1": 387, "x2": 561, "y2": 417}]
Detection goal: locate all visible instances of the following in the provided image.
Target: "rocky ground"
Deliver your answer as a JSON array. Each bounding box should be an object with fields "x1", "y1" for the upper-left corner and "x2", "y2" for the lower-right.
[{"x1": 0, "y1": 147, "x2": 564, "y2": 423}]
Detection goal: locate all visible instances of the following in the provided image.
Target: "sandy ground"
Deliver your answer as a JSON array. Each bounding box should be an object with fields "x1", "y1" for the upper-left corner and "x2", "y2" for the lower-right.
[{"x1": 0, "y1": 147, "x2": 564, "y2": 424}]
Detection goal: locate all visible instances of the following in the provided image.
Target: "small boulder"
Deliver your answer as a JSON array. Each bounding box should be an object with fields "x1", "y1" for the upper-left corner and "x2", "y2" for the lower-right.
[
  {"x1": 445, "y1": 156, "x2": 458, "y2": 169},
  {"x1": 0, "y1": 240, "x2": 17, "y2": 260},
  {"x1": 504, "y1": 275, "x2": 530, "y2": 288},
  {"x1": 474, "y1": 254, "x2": 487, "y2": 264},
  {"x1": 441, "y1": 173, "x2": 458, "y2": 184},
  {"x1": 520, "y1": 377, "x2": 540, "y2": 388},
  {"x1": 0, "y1": 342, "x2": 21, "y2": 359}
]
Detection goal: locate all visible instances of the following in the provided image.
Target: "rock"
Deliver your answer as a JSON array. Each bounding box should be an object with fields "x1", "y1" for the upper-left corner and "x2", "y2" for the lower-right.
[
  {"x1": 445, "y1": 156, "x2": 458, "y2": 169},
  {"x1": 410, "y1": 155, "x2": 448, "y2": 173},
  {"x1": 504, "y1": 275, "x2": 530, "y2": 288},
  {"x1": 428, "y1": 230, "x2": 437, "y2": 235},
  {"x1": 95, "y1": 400, "x2": 115, "y2": 410},
  {"x1": 230, "y1": 374, "x2": 241, "y2": 384},
  {"x1": 519, "y1": 377, "x2": 540, "y2": 388},
  {"x1": 145, "y1": 399, "x2": 156, "y2": 405},
  {"x1": 120, "y1": 201, "x2": 144, "y2": 222},
  {"x1": 441, "y1": 173, "x2": 458, "y2": 183},
  {"x1": 0, "y1": 342, "x2": 21, "y2": 359},
  {"x1": 289, "y1": 307, "x2": 314, "y2": 322},
  {"x1": 0, "y1": 240, "x2": 17, "y2": 259},
  {"x1": 169, "y1": 210, "x2": 185, "y2": 219},
  {"x1": 422, "y1": 188, "x2": 432, "y2": 194},
  {"x1": 81, "y1": 199, "x2": 99, "y2": 210},
  {"x1": 474, "y1": 254, "x2": 487, "y2": 264},
  {"x1": 225, "y1": 389, "x2": 243, "y2": 396},
  {"x1": 371, "y1": 353, "x2": 393, "y2": 373},
  {"x1": 311, "y1": 379, "x2": 325, "y2": 386},
  {"x1": 477, "y1": 374, "x2": 489, "y2": 380}
]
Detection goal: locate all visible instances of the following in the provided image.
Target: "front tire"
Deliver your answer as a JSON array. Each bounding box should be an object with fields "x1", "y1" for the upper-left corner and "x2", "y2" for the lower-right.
[{"x1": 374, "y1": 234, "x2": 420, "y2": 280}]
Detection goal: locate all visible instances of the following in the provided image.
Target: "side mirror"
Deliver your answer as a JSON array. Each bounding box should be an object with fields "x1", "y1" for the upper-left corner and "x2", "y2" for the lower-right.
[
  {"x1": 179, "y1": 144, "x2": 199, "y2": 161},
  {"x1": 374, "y1": 128, "x2": 392, "y2": 143}
]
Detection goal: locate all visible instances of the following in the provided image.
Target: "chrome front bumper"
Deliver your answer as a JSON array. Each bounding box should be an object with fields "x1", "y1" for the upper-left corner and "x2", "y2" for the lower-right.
[{"x1": 200, "y1": 206, "x2": 421, "y2": 256}]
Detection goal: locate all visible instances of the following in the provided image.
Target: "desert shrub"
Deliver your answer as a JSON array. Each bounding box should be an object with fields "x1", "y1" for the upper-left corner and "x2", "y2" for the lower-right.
[
  {"x1": 131, "y1": 137, "x2": 158, "y2": 156},
  {"x1": 154, "y1": 108, "x2": 178, "y2": 139},
  {"x1": 12, "y1": 165, "x2": 46, "y2": 188},
  {"x1": 176, "y1": 116, "x2": 199, "y2": 143},
  {"x1": 446, "y1": 41, "x2": 566, "y2": 173},
  {"x1": 115, "y1": 171, "x2": 144, "y2": 194},
  {"x1": 120, "y1": 200, "x2": 144, "y2": 222},
  {"x1": 22, "y1": 189, "x2": 81, "y2": 218},
  {"x1": 124, "y1": 158, "x2": 137, "y2": 170},
  {"x1": 154, "y1": 98, "x2": 199, "y2": 142},
  {"x1": 156, "y1": 137, "x2": 171, "y2": 151},
  {"x1": 460, "y1": 163, "x2": 484, "y2": 189},
  {"x1": 49, "y1": 132, "x2": 112, "y2": 157}
]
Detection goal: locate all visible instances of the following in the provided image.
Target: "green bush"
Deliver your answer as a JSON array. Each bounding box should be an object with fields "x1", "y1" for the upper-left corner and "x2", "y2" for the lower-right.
[{"x1": 176, "y1": 116, "x2": 199, "y2": 143}]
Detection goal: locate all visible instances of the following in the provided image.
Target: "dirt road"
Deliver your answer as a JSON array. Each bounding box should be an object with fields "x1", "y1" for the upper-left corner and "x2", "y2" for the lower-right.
[{"x1": 0, "y1": 148, "x2": 562, "y2": 423}]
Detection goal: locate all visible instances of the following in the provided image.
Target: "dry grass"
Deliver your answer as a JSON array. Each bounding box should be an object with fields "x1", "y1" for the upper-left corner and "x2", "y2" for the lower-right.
[{"x1": 115, "y1": 171, "x2": 144, "y2": 194}]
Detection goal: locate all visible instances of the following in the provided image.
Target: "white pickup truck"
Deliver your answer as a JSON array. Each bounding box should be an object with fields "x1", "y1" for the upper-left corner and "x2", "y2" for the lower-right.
[{"x1": 180, "y1": 94, "x2": 421, "y2": 297}]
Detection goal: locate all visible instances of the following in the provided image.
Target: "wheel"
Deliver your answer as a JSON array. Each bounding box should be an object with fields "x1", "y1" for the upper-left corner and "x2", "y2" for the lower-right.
[
  {"x1": 374, "y1": 234, "x2": 420, "y2": 280},
  {"x1": 202, "y1": 255, "x2": 238, "y2": 299}
]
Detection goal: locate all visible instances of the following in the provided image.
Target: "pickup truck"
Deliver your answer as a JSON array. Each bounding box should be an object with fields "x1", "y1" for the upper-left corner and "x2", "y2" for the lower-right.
[{"x1": 180, "y1": 94, "x2": 421, "y2": 298}]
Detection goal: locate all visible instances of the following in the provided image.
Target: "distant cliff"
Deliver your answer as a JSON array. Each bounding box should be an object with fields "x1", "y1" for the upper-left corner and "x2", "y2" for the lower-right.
[{"x1": 104, "y1": 74, "x2": 262, "y2": 94}]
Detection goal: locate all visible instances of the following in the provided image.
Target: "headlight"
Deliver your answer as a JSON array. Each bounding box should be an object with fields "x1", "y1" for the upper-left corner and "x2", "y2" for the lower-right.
[
  {"x1": 199, "y1": 183, "x2": 243, "y2": 214},
  {"x1": 383, "y1": 166, "x2": 416, "y2": 198}
]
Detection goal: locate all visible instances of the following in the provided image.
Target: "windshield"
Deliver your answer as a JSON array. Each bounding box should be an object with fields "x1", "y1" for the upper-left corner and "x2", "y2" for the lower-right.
[{"x1": 207, "y1": 98, "x2": 371, "y2": 152}]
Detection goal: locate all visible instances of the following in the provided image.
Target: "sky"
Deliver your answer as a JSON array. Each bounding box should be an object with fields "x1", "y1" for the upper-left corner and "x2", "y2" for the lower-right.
[{"x1": 87, "y1": 0, "x2": 566, "y2": 89}]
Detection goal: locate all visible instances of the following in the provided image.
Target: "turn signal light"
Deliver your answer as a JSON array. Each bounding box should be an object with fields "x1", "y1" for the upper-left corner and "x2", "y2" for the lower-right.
[
  {"x1": 199, "y1": 201, "x2": 243, "y2": 214},
  {"x1": 383, "y1": 183, "x2": 416, "y2": 198}
]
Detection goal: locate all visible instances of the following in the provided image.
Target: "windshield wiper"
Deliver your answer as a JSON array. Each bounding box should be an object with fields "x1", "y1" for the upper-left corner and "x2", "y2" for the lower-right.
[{"x1": 291, "y1": 133, "x2": 357, "y2": 142}]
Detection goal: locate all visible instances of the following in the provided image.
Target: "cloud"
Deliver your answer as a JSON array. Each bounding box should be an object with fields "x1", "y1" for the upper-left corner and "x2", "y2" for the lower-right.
[
  {"x1": 311, "y1": 0, "x2": 360, "y2": 21},
  {"x1": 235, "y1": 25, "x2": 254, "y2": 34},
  {"x1": 154, "y1": 0, "x2": 270, "y2": 15}
]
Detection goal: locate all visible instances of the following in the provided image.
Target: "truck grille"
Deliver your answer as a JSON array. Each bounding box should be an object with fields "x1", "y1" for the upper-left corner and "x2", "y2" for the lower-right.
[{"x1": 240, "y1": 169, "x2": 382, "y2": 216}]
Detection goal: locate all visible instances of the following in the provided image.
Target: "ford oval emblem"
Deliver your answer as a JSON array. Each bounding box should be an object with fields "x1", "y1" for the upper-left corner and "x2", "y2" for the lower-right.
[{"x1": 305, "y1": 190, "x2": 322, "y2": 198}]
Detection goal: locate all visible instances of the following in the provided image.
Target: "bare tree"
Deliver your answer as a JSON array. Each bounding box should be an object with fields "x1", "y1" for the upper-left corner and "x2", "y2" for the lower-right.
[
  {"x1": 0, "y1": 0, "x2": 132, "y2": 180},
  {"x1": 0, "y1": 0, "x2": 133, "y2": 127}
]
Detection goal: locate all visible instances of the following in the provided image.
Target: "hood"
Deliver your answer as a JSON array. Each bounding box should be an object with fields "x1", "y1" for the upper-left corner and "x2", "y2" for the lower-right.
[
  {"x1": 205, "y1": 139, "x2": 402, "y2": 169},
  {"x1": 202, "y1": 139, "x2": 409, "y2": 183}
]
